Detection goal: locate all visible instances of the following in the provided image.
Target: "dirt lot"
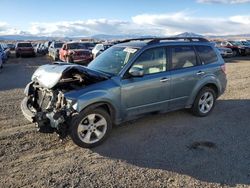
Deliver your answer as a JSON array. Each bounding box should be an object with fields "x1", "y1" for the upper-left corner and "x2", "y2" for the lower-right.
[{"x1": 0, "y1": 54, "x2": 250, "y2": 188}]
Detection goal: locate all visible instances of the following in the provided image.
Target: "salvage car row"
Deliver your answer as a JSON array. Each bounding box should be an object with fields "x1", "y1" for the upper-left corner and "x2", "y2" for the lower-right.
[{"x1": 1, "y1": 39, "x2": 250, "y2": 68}]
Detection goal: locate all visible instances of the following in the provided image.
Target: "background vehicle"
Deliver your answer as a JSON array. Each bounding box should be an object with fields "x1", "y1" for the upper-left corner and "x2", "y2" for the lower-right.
[
  {"x1": 0, "y1": 51, "x2": 3, "y2": 68},
  {"x1": 48, "y1": 41, "x2": 64, "y2": 61},
  {"x1": 7, "y1": 43, "x2": 15, "y2": 50},
  {"x1": 240, "y1": 40, "x2": 250, "y2": 47},
  {"x1": 220, "y1": 41, "x2": 250, "y2": 56},
  {"x1": 213, "y1": 42, "x2": 233, "y2": 58},
  {"x1": 0, "y1": 43, "x2": 11, "y2": 58},
  {"x1": 35, "y1": 43, "x2": 47, "y2": 55},
  {"x1": 217, "y1": 47, "x2": 233, "y2": 58},
  {"x1": 43, "y1": 41, "x2": 52, "y2": 54},
  {"x1": 59, "y1": 42, "x2": 93, "y2": 64},
  {"x1": 22, "y1": 37, "x2": 227, "y2": 148},
  {"x1": 0, "y1": 44, "x2": 8, "y2": 63},
  {"x1": 15, "y1": 42, "x2": 35, "y2": 57},
  {"x1": 92, "y1": 43, "x2": 113, "y2": 58}
]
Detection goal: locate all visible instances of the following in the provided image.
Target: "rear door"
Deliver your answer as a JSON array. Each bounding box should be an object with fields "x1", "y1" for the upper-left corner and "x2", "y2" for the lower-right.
[{"x1": 169, "y1": 45, "x2": 202, "y2": 109}]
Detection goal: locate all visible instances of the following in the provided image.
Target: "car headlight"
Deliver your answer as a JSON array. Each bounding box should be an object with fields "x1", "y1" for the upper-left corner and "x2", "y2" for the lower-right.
[{"x1": 66, "y1": 99, "x2": 77, "y2": 110}]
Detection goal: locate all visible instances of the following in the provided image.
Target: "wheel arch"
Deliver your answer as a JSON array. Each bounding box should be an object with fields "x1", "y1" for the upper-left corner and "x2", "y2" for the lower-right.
[
  {"x1": 79, "y1": 101, "x2": 118, "y2": 125},
  {"x1": 186, "y1": 79, "x2": 220, "y2": 108}
]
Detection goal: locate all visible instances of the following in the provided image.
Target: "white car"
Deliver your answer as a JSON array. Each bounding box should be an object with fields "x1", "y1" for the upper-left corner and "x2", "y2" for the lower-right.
[{"x1": 92, "y1": 43, "x2": 113, "y2": 59}]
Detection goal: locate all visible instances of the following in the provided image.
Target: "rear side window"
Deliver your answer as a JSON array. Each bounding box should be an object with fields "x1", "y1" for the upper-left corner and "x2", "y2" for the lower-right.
[
  {"x1": 195, "y1": 46, "x2": 218, "y2": 65},
  {"x1": 171, "y1": 46, "x2": 197, "y2": 70}
]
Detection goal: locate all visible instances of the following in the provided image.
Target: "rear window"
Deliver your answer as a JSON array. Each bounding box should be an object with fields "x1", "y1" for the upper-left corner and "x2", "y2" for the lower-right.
[
  {"x1": 17, "y1": 43, "x2": 32, "y2": 47},
  {"x1": 171, "y1": 46, "x2": 197, "y2": 70},
  {"x1": 195, "y1": 46, "x2": 218, "y2": 64}
]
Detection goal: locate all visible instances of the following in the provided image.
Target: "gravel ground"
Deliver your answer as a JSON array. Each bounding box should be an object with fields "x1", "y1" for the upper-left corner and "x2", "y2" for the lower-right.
[{"x1": 0, "y1": 54, "x2": 250, "y2": 188}]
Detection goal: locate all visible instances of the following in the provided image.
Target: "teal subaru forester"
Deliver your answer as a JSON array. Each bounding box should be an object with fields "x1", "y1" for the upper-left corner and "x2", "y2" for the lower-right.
[{"x1": 21, "y1": 37, "x2": 227, "y2": 148}]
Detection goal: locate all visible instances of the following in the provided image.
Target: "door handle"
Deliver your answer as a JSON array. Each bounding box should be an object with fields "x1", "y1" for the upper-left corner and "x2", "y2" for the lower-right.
[
  {"x1": 160, "y1": 78, "x2": 170, "y2": 82},
  {"x1": 196, "y1": 71, "x2": 205, "y2": 76}
]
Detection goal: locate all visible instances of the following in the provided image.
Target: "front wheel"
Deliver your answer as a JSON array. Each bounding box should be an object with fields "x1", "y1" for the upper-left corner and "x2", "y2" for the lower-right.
[
  {"x1": 192, "y1": 87, "x2": 216, "y2": 117},
  {"x1": 70, "y1": 108, "x2": 112, "y2": 148}
]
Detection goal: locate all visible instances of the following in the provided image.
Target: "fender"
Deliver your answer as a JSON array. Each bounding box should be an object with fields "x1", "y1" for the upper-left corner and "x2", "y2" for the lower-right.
[
  {"x1": 186, "y1": 75, "x2": 221, "y2": 107},
  {"x1": 73, "y1": 90, "x2": 122, "y2": 123}
]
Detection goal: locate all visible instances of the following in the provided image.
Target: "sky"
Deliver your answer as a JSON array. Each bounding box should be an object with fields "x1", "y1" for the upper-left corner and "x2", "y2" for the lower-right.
[{"x1": 0, "y1": 0, "x2": 250, "y2": 37}]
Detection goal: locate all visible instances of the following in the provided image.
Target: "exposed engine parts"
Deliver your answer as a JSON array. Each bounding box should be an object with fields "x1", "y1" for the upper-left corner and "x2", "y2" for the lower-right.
[{"x1": 22, "y1": 64, "x2": 108, "y2": 139}]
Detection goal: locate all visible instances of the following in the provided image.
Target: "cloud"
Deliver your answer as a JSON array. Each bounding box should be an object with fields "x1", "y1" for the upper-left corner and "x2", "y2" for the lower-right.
[
  {"x1": 1, "y1": 12, "x2": 250, "y2": 37},
  {"x1": 28, "y1": 19, "x2": 129, "y2": 37},
  {"x1": 0, "y1": 22, "x2": 24, "y2": 35},
  {"x1": 197, "y1": 0, "x2": 250, "y2": 4},
  {"x1": 132, "y1": 12, "x2": 250, "y2": 36}
]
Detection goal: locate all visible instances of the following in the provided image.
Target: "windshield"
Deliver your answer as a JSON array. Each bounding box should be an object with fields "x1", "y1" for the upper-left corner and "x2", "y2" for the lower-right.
[
  {"x1": 230, "y1": 41, "x2": 243, "y2": 46},
  {"x1": 88, "y1": 46, "x2": 138, "y2": 75},
  {"x1": 18, "y1": 43, "x2": 32, "y2": 47},
  {"x1": 54, "y1": 43, "x2": 63, "y2": 48},
  {"x1": 242, "y1": 41, "x2": 250, "y2": 45},
  {"x1": 67, "y1": 43, "x2": 87, "y2": 50}
]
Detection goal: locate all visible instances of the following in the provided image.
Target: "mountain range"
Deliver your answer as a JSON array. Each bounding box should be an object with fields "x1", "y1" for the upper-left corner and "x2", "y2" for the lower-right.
[{"x1": 0, "y1": 32, "x2": 250, "y2": 41}]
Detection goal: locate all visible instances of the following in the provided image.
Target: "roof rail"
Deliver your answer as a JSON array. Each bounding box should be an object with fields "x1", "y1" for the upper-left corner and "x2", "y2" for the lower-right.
[
  {"x1": 117, "y1": 37, "x2": 209, "y2": 45},
  {"x1": 118, "y1": 38, "x2": 156, "y2": 44},
  {"x1": 148, "y1": 37, "x2": 209, "y2": 44}
]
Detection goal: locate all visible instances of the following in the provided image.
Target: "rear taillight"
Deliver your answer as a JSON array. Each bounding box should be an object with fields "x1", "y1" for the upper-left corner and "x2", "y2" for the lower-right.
[{"x1": 221, "y1": 64, "x2": 226, "y2": 74}]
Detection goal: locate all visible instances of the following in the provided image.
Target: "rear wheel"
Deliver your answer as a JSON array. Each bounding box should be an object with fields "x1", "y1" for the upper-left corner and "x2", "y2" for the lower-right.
[
  {"x1": 70, "y1": 108, "x2": 112, "y2": 148},
  {"x1": 16, "y1": 53, "x2": 20, "y2": 58},
  {"x1": 192, "y1": 87, "x2": 216, "y2": 117}
]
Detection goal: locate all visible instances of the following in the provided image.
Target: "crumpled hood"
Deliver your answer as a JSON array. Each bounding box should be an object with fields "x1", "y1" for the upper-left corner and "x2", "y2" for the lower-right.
[
  {"x1": 32, "y1": 64, "x2": 79, "y2": 88},
  {"x1": 31, "y1": 63, "x2": 108, "y2": 89}
]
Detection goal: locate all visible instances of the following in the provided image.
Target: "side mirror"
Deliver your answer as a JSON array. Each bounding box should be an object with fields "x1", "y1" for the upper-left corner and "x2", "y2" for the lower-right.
[{"x1": 129, "y1": 66, "x2": 144, "y2": 77}]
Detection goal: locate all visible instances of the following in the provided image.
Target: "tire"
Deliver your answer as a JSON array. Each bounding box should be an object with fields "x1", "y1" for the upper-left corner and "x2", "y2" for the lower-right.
[
  {"x1": 70, "y1": 108, "x2": 112, "y2": 148},
  {"x1": 16, "y1": 53, "x2": 20, "y2": 58},
  {"x1": 192, "y1": 87, "x2": 216, "y2": 117}
]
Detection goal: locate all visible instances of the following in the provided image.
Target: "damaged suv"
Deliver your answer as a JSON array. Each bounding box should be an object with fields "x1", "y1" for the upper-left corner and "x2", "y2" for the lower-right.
[{"x1": 21, "y1": 37, "x2": 227, "y2": 148}]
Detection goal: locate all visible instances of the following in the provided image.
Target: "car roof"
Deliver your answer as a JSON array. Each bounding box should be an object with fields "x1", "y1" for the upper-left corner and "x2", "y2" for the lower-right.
[{"x1": 115, "y1": 38, "x2": 212, "y2": 49}]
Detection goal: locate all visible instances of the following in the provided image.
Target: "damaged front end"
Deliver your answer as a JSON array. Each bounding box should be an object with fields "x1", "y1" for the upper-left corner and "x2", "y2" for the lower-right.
[{"x1": 21, "y1": 63, "x2": 107, "y2": 138}]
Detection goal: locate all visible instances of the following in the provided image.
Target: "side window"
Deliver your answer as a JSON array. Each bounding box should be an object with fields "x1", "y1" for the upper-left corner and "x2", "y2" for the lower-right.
[
  {"x1": 171, "y1": 46, "x2": 197, "y2": 70},
  {"x1": 195, "y1": 46, "x2": 218, "y2": 65},
  {"x1": 131, "y1": 47, "x2": 167, "y2": 75}
]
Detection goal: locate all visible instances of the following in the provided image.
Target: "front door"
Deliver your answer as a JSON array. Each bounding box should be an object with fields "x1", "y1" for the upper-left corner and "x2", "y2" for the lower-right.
[{"x1": 121, "y1": 47, "x2": 171, "y2": 117}]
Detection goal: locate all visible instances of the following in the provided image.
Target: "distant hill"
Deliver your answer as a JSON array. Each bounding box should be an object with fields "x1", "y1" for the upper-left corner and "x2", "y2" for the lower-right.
[
  {"x1": 174, "y1": 32, "x2": 204, "y2": 38},
  {"x1": 0, "y1": 32, "x2": 250, "y2": 41}
]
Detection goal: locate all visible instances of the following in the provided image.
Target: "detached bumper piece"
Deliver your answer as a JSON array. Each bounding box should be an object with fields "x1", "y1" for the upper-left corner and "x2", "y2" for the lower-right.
[{"x1": 21, "y1": 97, "x2": 35, "y2": 123}]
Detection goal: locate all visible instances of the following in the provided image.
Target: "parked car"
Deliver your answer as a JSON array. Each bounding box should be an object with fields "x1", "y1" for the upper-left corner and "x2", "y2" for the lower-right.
[
  {"x1": 7, "y1": 43, "x2": 15, "y2": 50},
  {"x1": 43, "y1": 41, "x2": 52, "y2": 54},
  {"x1": 35, "y1": 43, "x2": 47, "y2": 55},
  {"x1": 15, "y1": 42, "x2": 35, "y2": 57},
  {"x1": 21, "y1": 37, "x2": 227, "y2": 148},
  {"x1": 240, "y1": 40, "x2": 250, "y2": 47},
  {"x1": 212, "y1": 42, "x2": 233, "y2": 58},
  {"x1": 48, "y1": 41, "x2": 64, "y2": 61},
  {"x1": 0, "y1": 44, "x2": 8, "y2": 63},
  {"x1": 92, "y1": 43, "x2": 113, "y2": 58},
  {"x1": 217, "y1": 47, "x2": 233, "y2": 58},
  {"x1": 220, "y1": 41, "x2": 250, "y2": 56},
  {"x1": 0, "y1": 51, "x2": 3, "y2": 69},
  {"x1": 59, "y1": 42, "x2": 93, "y2": 64},
  {"x1": 0, "y1": 43, "x2": 11, "y2": 58}
]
